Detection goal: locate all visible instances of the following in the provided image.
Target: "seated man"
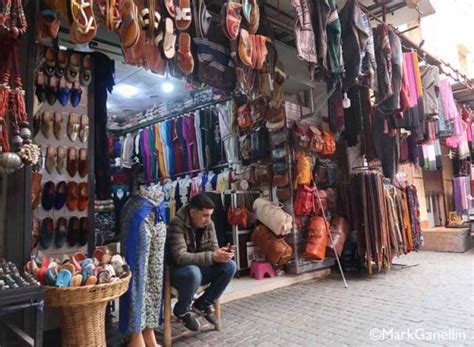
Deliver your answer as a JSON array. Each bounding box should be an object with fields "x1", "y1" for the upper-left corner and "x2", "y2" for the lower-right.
[{"x1": 167, "y1": 193, "x2": 237, "y2": 331}]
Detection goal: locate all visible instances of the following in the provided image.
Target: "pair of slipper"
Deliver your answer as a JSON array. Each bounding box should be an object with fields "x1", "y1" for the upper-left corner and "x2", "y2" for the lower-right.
[
  {"x1": 68, "y1": 113, "x2": 89, "y2": 143},
  {"x1": 238, "y1": 29, "x2": 270, "y2": 70},
  {"x1": 44, "y1": 146, "x2": 87, "y2": 177},
  {"x1": 65, "y1": 181, "x2": 89, "y2": 211},
  {"x1": 38, "y1": 0, "x2": 61, "y2": 45},
  {"x1": 38, "y1": 217, "x2": 67, "y2": 249},
  {"x1": 41, "y1": 181, "x2": 68, "y2": 211},
  {"x1": 66, "y1": 216, "x2": 89, "y2": 247},
  {"x1": 38, "y1": 111, "x2": 66, "y2": 140}
]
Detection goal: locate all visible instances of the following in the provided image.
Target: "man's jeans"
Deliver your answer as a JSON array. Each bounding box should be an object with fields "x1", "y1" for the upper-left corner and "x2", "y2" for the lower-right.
[{"x1": 171, "y1": 261, "x2": 237, "y2": 316}]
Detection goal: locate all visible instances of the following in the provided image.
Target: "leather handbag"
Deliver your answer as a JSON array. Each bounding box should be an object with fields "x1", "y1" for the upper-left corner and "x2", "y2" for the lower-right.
[
  {"x1": 294, "y1": 153, "x2": 312, "y2": 186},
  {"x1": 250, "y1": 127, "x2": 269, "y2": 161},
  {"x1": 276, "y1": 185, "x2": 292, "y2": 202},
  {"x1": 320, "y1": 130, "x2": 336, "y2": 156},
  {"x1": 252, "y1": 198, "x2": 293, "y2": 235},
  {"x1": 239, "y1": 135, "x2": 251, "y2": 162},
  {"x1": 326, "y1": 215, "x2": 349, "y2": 257},
  {"x1": 314, "y1": 158, "x2": 328, "y2": 186},
  {"x1": 307, "y1": 125, "x2": 324, "y2": 153},
  {"x1": 313, "y1": 189, "x2": 328, "y2": 215},
  {"x1": 237, "y1": 103, "x2": 253, "y2": 130},
  {"x1": 251, "y1": 223, "x2": 293, "y2": 266},
  {"x1": 304, "y1": 216, "x2": 329, "y2": 261},
  {"x1": 272, "y1": 160, "x2": 288, "y2": 174},
  {"x1": 269, "y1": 129, "x2": 287, "y2": 146},
  {"x1": 293, "y1": 184, "x2": 315, "y2": 216},
  {"x1": 227, "y1": 207, "x2": 248, "y2": 229},
  {"x1": 273, "y1": 173, "x2": 289, "y2": 187},
  {"x1": 292, "y1": 122, "x2": 309, "y2": 150},
  {"x1": 254, "y1": 163, "x2": 272, "y2": 186},
  {"x1": 265, "y1": 106, "x2": 285, "y2": 122}
]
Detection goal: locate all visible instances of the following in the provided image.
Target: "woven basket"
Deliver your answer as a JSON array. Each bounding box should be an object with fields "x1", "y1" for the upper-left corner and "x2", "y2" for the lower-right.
[{"x1": 43, "y1": 274, "x2": 131, "y2": 347}]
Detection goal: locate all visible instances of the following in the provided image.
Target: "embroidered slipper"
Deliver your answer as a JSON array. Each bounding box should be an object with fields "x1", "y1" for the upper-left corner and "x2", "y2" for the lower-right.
[
  {"x1": 175, "y1": 0, "x2": 192, "y2": 31},
  {"x1": 32, "y1": 173, "x2": 42, "y2": 210},
  {"x1": 54, "y1": 217, "x2": 68, "y2": 247},
  {"x1": 248, "y1": 0, "x2": 259, "y2": 34},
  {"x1": 54, "y1": 181, "x2": 68, "y2": 210},
  {"x1": 69, "y1": 0, "x2": 97, "y2": 44},
  {"x1": 222, "y1": 1, "x2": 242, "y2": 41},
  {"x1": 163, "y1": 17, "x2": 176, "y2": 59},
  {"x1": 177, "y1": 32, "x2": 194, "y2": 75},
  {"x1": 68, "y1": 113, "x2": 80, "y2": 141},
  {"x1": 66, "y1": 53, "x2": 81, "y2": 82},
  {"x1": 80, "y1": 54, "x2": 92, "y2": 86},
  {"x1": 46, "y1": 75, "x2": 58, "y2": 105},
  {"x1": 70, "y1": 80, "x2": 82, "y2": 107},
  {"x1": 67, "y1": 147, "x2": 78, "y2": 177},
  {"x1": 41, "y1": 110, "x2": 54, "y2": 139},
  {"x1": 41, "y1": 181, "x2": 55, "y2": 211},
  {"x1": 66, "y1": 181, "x2": 79, "y2": 210},
  {"x1": 255, "y1": 35, "x2": 270, "y2": 70},
  {"x1": 58, "y1": 77, "x2": 71, "y2": 106},
  {"x1": 57, "y1": 146, "x2": 66, "y2": 174},
  {"x1": 35, "y1": 71, "x2": 47, "y2": 103},
  {"x1": 120, "y1": 0, "x2": 140, "y2": 49},
  {"x1": 32, "y1": 218, "x2": 41, "y2": 248},
  {"x1": 79, "y1": 114, "x2": 89, "y2": 143},
  {"x1": 164, "y1": 0, "x2": 176, "y2": 18},
  {"x1": 71, "y1": 251, "x2": 86, "y2": 270},
  {"x1": 40, "y1": 217, "x2": 54, "y2": 249},
  {"x1": 56, "y1": 50, "x2": 68, "y2": 78},
  {"x1": 44, "y1": 47, "x2": 57, "y2": 77},
  {"x1": 78, "y1": 216, "x2": 89, "y2": 246},
  {"x1": 238, "y1": 28, "x2": 253, "y2": 67},
  {"x1": 67, "y1": 218, "x2": 80, "y2": 247},
  {"x1": 54, "y1": 111, "x2": 65, "y2": 140},
  {"x1": 78, "y1": 148, "x2": 88, "y2": 178},
  {"x1": 78, "y1": 182, "x2": 89, "y2": 211},
  {"x1": 55, "y1": 268, "x2": 73, "y2": 287},
  {"x1": 45, "y1": 145, "x2": 57, "y2": 174}
]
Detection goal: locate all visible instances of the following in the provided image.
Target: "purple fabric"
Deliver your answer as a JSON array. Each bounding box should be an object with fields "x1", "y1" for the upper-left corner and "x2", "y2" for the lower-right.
[
  {"x1": 404, "y1": 52, "x2": 418, "y2": 107},
  {"x1": 439, "y1": 79, "x2": 459, "y2": 121},
  {"x1": 182, "y1": 115, "x2": 199, "y2": 171},
  {"x1": 453, "y1": 176, "x2": 470, "y2": 214}
]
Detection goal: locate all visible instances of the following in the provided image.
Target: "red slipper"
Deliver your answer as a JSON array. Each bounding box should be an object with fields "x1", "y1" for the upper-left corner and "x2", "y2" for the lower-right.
[{"x1": 177, "y1": 33, "x2": 194, "y2": 75}]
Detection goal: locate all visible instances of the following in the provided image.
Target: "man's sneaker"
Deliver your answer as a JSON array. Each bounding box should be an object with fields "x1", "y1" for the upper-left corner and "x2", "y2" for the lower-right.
[
  {"x1": 175, "y1": 312, "x2": 200, "y2": 332},
  {"x1": 192, "y1": 302, "x2": 218, "y2": 326}
]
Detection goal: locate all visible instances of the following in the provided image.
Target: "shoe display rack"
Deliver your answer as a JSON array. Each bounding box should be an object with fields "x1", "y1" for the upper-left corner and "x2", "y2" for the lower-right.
[{"x1": 32, "y1": 47, "x2": 92, "y2": 258}]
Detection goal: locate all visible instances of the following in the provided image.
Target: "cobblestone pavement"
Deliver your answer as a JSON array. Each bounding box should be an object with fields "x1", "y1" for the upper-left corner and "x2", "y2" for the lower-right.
[{"x1": 172, "y1": 249, "x2": 474, "y2": 346}]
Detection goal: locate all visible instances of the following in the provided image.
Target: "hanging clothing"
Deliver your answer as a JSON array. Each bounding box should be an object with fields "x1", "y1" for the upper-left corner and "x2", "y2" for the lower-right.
[
  {"x1": 154, "y1": 123, "x2": 168, "y2": 178},
  {"x1": 310, "y1": 0, "x2": 330, "y2": 75},
  {"x1": 326, "y1": 0, "x2": 344, "y2": 75},
  {"x1": 119, "y1": 189, "x2": 166, "y2": 335},
  {"x1": 172, "y1": 120, "x2": 184, "y2": 174},
  {"x1": 420, "y1": 64, "x2": 439, "y2": 118},
  {"x1": 193, "y1": 111, "x2": 205, "y2": 170},
  {"x1": 291, "y1": 0, "x2": 317, "y2": 64},
  {"x1": 374, "y1": 24, "x2": 393, "y2": 102}
]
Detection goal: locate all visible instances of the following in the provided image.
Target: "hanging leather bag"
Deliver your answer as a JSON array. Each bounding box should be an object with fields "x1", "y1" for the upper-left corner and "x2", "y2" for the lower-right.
[
  {"x1": 294, "y1": 153, "x2": 312, "y2": 186},
  {"x1": 227, "y1": 207, "x2": 248, "y2": 229},
  {"x1": 293, "y1": 184, "x2": 315, "y2": 216},
  {"x1": 273, "y1": 172, "x2": 289, "y2": 187},
  {"x1": 276, "y1": 185, "x2": 292, "y2": 202},
  {"x1": 313, "y1": 189, "x2": 328, "y2": 216},
  {"x1": 237, "y1": 103, "x2": 253, "y2": 130},
  {"x1": 326, "y1": 215, "x2": 349, "y2": 257},
  {"x1": 292, "y1": 122, "x2": 310, "y2": 150},
  {"x1": 320, "y1": 130, "x2": 336, "y2": 156},
  {"x1": 254, "y1": 163, "x2": 272, "y2": 186},
  {"x1": 251, "y1": 223, "x2": 293, "y2": 266},
  {"x1": 252, "y1": 198, "x2": 293, "y2": 235},
  {"x1": 304, "y1": 216, "x2": 329, "y2": 261},
  {"x1": 307, "y1": 125, "x2": 324, "y2": 153}
]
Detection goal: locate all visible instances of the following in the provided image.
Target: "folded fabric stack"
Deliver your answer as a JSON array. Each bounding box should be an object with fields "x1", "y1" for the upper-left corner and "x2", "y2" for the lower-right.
[
  {"x1": 24, "y1": 247, "x2": 130, "y2": 288},
  {"x1": 95, "y1": 199, "x2": 115, "y2": 213}
]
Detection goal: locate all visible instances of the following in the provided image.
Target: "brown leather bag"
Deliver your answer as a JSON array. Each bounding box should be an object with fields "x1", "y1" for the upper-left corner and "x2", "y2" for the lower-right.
[
  {"x1": 326, "y1": 215, "x2": 349, "y2": 257},
  {"x1": 292, "y1": 122, "x2": 309, "y2": 150},
  {"x1": 237, "y1": 103, "x2": 253, "y2": 130},
  {"x1": 313, "y1": 189, "x2": 328, "y2": 215},
  {"x1": 273, "y1": 173, "x2": 289, "y2": 187},
  {"x1": 254, "y1": 163, "x2": 272, "y2": 186},
  {"x1": 320, "y1": 130, "x2": 336, "y2": 156},
  {"x1": 251, "y1": 224, "x2": 292, "y2": 266},
  {"x1": 307, "y1": 125, "x2": 324, "y2": 153},
  {"x1": 227, "y1": 208, "x2": 248, "y2": 229},
  {"x1": 304, "y1": 216, "x2": 329, "y2": 261},
  {"x1": 276, "y1": 185, "x2": 292, "y2": 202}
]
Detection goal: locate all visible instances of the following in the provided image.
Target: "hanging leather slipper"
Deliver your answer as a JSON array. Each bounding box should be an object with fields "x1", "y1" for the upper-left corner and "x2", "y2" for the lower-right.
[
  {"x1": 55, "y1": 217, "x2": 68, "y2": 247},
  {"x1": 35, "y1": 71, "x2": 47, "y2": 103},
  {"x1": 56, "y1": 50, "x2": 68, "y2": 78},
  {"x1": 164, "y1": 0, "x2": 176, "y2": 18},
  {"x1": 54, "y1": 181, "x2": 68, "y2": 210},
  {"x1": 175, "y1": 0, "x2": 192, "y2": 31},
  {"x1": 224, "y1": 1, "x2": 242, "y2": 41},
  {"x1": 38, "y1": 0, "x2": 61, "y2": 40},
  {"x1": 80, "y1": 54, "x2": 92, "y2": 86},
  {"x1": 78, "y1": 148, "x2": 88, "y2": 177},
  {"x1": 70, "y1": 81, "x2": 82, "y2": 107},
  {"x1": 44, "y1": 47, "x2": 57, "y2": 77},
  {"x1": 139, "y1": 7, "x2": 160, "y2": 32},
  {"x1": 120, "y1": 0, "x2": 140, "y2": 49},
  {"x1": 41, "y1": 181, "x2": 55, "y2": 211},
  {"x1": 57, "y1": 146, "x2": 66, "y2": 174},
  {"x1": 163, "y1": 17, "x2": 176, "y2": 59},
  {"x1": 255, "y1": 35, "x2": 270, "y2": 70},
  {"x1": 58, "y1": 77, "x2": 71, "y2": 106},
  {"x1": 66, "y1": 181, "x2": 79, "y2": 210},
  {"x1": 66, "y1": 53, "x2": 81, "y2": 82},
  {"x1": 41, "y1": 110, "x2": 53, "y2": 139},
  {"x1": 46, "y1": 75, "x2": 58, "y2": 105},
  {"x1": 32, "y1": 172, "x2": 42, "y2": 209},
  {"x1": 40, "y1": 217, "x2": 54, "y2": 249},
  {"x1": 79, "y1": 114, "x2": 89, "y2": 143},
  {"x1": 239, "y1": 28, "x2": 253, "y2": 67},
  {"x1": 67, "y1": 147, "x2": 78, "y2": 177},
  {"x1": 54, "y1": 112, "x2": 65, "y2": 140},
  {"x1": 69, "y1": 0, "x2": 97, "y2": 44},
  {"x1": 78, "y1": 182, "x2": 89, "y2": 211},
  {"x1": 177, "y1": 32, "x2": 194, "y2": 75},
  {"x1": 45, "y1": 145, "x2": 57, "y2": 174},
  {"x1": 78, "y1": 217, "x2": 89, "y2": 246},
  {"x1": 248, "y1": 0, "x2": 259, "y2": 34},
  {"x1": 106, "y1": 0, "x2": 122, "y2": 32},
  {"x1": 68, "y1": 113, "x2": 80, "y2": 141}
]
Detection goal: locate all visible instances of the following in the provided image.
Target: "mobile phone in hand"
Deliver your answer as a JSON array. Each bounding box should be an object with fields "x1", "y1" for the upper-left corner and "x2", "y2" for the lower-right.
[{"x1": 225, "y1": 243, "x2": 233, "y2": 252}]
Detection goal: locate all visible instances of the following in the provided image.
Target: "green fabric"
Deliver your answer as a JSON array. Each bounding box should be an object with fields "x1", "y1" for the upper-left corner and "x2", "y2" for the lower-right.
[{"x1": 327, "y1": 0, "x2": 344, "y2": 74}]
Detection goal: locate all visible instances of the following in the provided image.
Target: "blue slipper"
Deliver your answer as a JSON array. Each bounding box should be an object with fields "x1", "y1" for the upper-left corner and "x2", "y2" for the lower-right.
[
  {"x1": 70, "y1": 81, "x2": 82, "y2": 107},
  {"x1": 58, "y1": 77, "x2": 71, "y2": 106},
  {"x1": 45, "y1": 266, "x2": 58, "y2": 286},
  {"x1": 55, "y1": 269, "x2": 72, "y2": 287}
]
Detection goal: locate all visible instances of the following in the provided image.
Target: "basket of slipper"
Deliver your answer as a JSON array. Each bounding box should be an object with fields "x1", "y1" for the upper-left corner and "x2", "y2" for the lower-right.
[{"x1": 24, "y1": 247, "x2": 131, "y2": 347}]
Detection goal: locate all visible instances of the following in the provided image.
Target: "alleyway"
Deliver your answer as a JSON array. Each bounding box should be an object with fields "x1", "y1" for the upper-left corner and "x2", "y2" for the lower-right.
[{"x1": 173, "y1": 250, "x2": 474, "y2": 346}]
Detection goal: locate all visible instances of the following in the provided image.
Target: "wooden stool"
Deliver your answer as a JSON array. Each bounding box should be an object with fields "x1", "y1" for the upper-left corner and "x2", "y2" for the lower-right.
[{"x1": 162, "y1": 267, "x2": 221, "y2": 347}]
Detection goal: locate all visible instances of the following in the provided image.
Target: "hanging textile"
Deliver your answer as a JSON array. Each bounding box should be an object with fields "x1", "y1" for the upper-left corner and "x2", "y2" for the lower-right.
[{"x1": 453, "y1": 176, "x2": 471, "y2": 214}]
